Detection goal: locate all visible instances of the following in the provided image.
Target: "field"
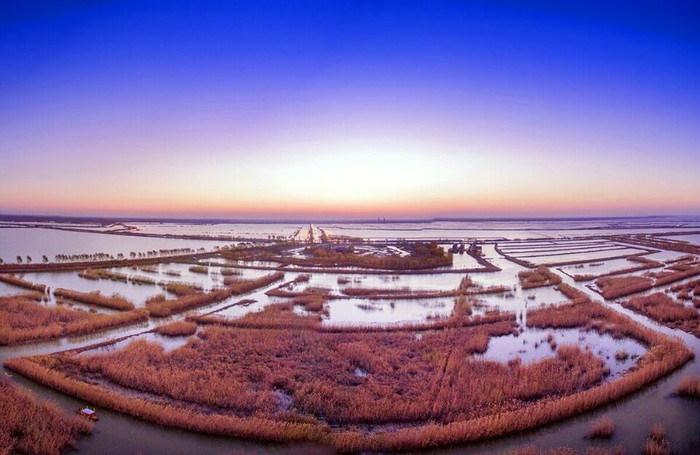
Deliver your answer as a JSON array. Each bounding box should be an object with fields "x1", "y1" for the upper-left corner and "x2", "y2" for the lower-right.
[{"x1": 1, "y1": 224, "x2": 699, "y2": 454}]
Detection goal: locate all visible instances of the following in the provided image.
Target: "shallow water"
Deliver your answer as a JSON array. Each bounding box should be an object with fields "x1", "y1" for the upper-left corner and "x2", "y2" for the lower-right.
[
  {"x1": 559, "y1": 257, "x2": 639, "y2": 276},
  {"x1": 6, "y1": 271, "x2": 163, "y2": 307},
  {"x1": 663, "y1": 233, "x2": 700, "y2": 246},
  {"x1": 129, "y1": 222, "x2": 303, "y2": 239},
  {"x1": 529, "y1": 248, "x2": 646, "y2": 263},
  {"x1": 0, "y1": 227, "x2": 228, "y2": 264},
  {"x1": 478, "y1": 327, "x2": 646, "y2": 378},
  {"x1": 322, "y1": 297, "x2": 455, "y2": 326},
  {"x1": 2, "y1": 220, "x2": 700, "y2": 454}
]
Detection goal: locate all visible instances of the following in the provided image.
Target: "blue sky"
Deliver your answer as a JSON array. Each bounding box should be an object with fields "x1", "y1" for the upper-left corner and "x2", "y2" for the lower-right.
[{"x1": 1, "y1": 1, "x2": 698, "y2": 218}]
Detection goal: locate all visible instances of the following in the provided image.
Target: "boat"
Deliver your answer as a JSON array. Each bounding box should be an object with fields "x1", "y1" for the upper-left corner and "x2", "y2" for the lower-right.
[{"x1": 77, "y1": 407, "x2": 99, "y2": 421}]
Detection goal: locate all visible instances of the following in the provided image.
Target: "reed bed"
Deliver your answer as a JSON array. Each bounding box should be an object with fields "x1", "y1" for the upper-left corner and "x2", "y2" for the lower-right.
[
  {"x1": 130, "y1": 274, "x2": 157, "y2": 285},
  {"x1": 6, "y1": 304, "x2": 690, "y2": 453},
  {"x1": 608, "y1": 233, "x2": 698, "y2": 255},
  {"x1": 586, "y1": 415, "x2": 615, "y2": 439},
  {"x1": 9, "y1": 320, "x2": 598, "y2": 427},
  {"x1": 0, "y1": 378, "x2": 92, "y2": 455},
  {"x1": 225, "y1": 271, "x2": 284, "y2": 294},
  {"x1": 147, "y1": 272, "x2": 284, "y2": 317},
  {"x1": 555, "y1": 284, "x2": 590, "y2": 304},
  {"x1": 325, "y1": 337, "x2": 690, "y2": 452},
  {"x1": 224, "y1": 242, "x2": 454, "y2": 271},
  {"x1": 3, "y1": 357, "x2": 330, "y2": 445},
  {"x1": 654, "y1": 264, "x2": 700, "y2": 286},
  {"x1": 145, "y1": 289, "x2": 232, "y2": 318},
  {"x1": 596, "y1": 276, "x2": 653, "y2": 299},
  {"x1": 292, "y1": 294, "x2": 325, "y2": 312},
  {"x1": 0, "y1": 273, "x2": 47, "y2": 292},
  {"x1": 53, "y1": 288, "x2": 135, "y2": 311},
  {"x1": 574, "y1": 256, "x2": 663, "y2": 282},
  {"x1": 78, "y1": 269, "x2": 101, "y2": 280},
  {"x1": 505, "y1": 447, "x2": 623, "y2": 455},
  {"x1": 81, "y1": 269, "x2": 129, "y2": 283},
  {"x1": 268, "y1": 280, "x2": 509, "y2": 301},
  {"x1": 341, "y1": 286, "x2": 417, "y2": 296},
  {"x1": 4, "y1": 285, "x2": 692, "y2": 452},
  {"x1": 601, "y1": 256, "x2": 662, "y2": 277},
  {"x1": 676, "y1": 376, "x2": 700, "y2": 398},
  {"x1": 494, "y1": 244, "x2": 535, "y2": 268},
  {"x1": 78, "y1": 268, "x2": 158, "y2": 286},
  {"x1": 220, "y1": 268, "x2": 241, "y2": 276},
  {"x1": 0, "y1": 295, "x2": 148, "y2": 345},
  {"x1": 573, "y1": 274, "x2": 597, "y2": 282},
  {"x1": 669, "y1": 279, "x2": 700, "y2": 301},
  {"x1": 189, "y1": 265, "x2": 209, "y2": 274},
  {"x1": 643, "y1": 423, "x2": 671, "y2": 455},
  {"x1": 593, "y1": 257, "x2": 700, "y2": 300},
  {"x1": 0, "y1": 251, "x2": 214, "y2": 275},
  {"x1": 193, "y1": 293, "x2": 511, "y2": 333},
  {"x1": 154, "y1": 320, "x2": 198, "y2": 337},
  {"x1": 518, "y1": 266, "x2": 562, "y2": 289},
  {"x1": 163, "y1": 282, "x2": 204, "y2": 296},
  {"x1": 622, "y1": 293, "x2": 699, "y2": 337}
]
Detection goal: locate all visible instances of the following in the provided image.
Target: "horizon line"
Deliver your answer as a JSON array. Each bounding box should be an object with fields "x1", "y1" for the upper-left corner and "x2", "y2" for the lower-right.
[{"x1": 1, "y1": 213, "x2": 698, "y2": 225}]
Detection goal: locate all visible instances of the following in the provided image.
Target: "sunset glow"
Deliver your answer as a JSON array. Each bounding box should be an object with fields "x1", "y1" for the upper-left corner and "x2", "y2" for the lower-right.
[{"x1": 1, "y1": 1, "x2": 698, "y2": 219}]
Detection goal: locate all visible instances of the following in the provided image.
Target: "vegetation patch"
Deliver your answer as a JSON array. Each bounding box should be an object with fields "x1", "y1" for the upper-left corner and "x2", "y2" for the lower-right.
[
  {"x1": 0, "y1": 378, "x2": 93, "y2": 455},
  {"x1": 189, "y1": 265, "x2": 209, "y2": 274},
  {"x1": 596, "y1": 276, "x2": 653, "y2": 300},
  {"x1": 154, "y1": 321, "x2": 198, "y2": 337},
  {"x1": 222, "y1": 242, "x2": 454, "y2": 271},
  {"x1": 622, "y1": 293, "x2": 699, "y2": 337},
  {"x1": 53, "y1": 288, "x2": 135, "y2": 311},
  {"x1": 677, "y1": 376, "x2": 700, "y2": 398},
  {"x1": 5, "y1": 290, "x2": 691, "y2": 452},
  {"x1": 519, "y1": 266, "x2": 563, "y2": 289},
  {"x1": 0, "y1": 295, "x2": 148, "y2": 345},
  {"x1": 643, "y1": 423, "x2": 671, "y2": 455},
  {"x1": 585, "y1": 415, "x2": 615, "y2": 439},
  {"x1": 0, "y1": 273, "x2": 47, "y2": 292},
  {"x1": 147, "y1": 272, "x2": 284, "y2": 317}
]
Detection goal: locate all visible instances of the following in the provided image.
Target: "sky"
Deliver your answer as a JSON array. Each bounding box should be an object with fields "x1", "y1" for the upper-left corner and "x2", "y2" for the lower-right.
[{"x1": 0, "y1": 0, "x2": 699, "y2": 220}]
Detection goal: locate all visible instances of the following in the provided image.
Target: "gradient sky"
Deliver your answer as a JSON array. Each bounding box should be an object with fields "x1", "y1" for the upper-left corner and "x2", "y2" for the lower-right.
[{"x1": 1, "y1": 0, "x2": 699, "y2": 219}]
